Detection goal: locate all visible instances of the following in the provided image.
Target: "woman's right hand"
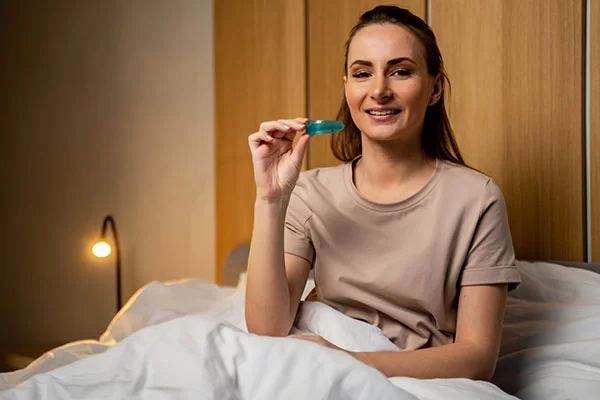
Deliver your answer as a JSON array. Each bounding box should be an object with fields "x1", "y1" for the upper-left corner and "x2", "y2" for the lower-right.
[{"x1": 248, "y1": 117, "x2": 311, "y2": 202}]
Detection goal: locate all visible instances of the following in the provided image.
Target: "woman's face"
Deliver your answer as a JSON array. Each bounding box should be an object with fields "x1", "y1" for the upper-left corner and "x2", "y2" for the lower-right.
[{"x1": 345, "y1": 23, "x2": 440, "y2": 144}]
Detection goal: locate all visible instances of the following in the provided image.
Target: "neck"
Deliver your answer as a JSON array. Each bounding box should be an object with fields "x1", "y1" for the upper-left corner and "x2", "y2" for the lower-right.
[{"x1": 356, "y1": 134, "x2": 433, "y2": 189}]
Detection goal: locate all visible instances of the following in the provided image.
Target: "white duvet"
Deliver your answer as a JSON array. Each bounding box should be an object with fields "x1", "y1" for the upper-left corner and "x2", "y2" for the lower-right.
[{"x1": 1, "y1": 261, "x2": 600, "y2": 399}]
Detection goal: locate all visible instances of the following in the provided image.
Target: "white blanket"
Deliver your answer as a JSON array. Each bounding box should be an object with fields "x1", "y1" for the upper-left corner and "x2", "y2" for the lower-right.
[
  {"x1": 2, "y1": 261, "x2": 600, "y2": 399},
  {"x1": 492, "y1": 261, "x2": 600, "y2": 399}
]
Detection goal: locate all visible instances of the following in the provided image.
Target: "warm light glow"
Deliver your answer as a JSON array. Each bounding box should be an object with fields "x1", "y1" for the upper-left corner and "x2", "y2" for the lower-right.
[{"x1": 92, "y1": 241, "x2": 112, "y2": 258}]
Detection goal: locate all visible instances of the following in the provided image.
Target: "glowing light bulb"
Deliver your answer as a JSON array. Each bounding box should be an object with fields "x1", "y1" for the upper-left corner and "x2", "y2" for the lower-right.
[{"x1": 92, "y1": 241, "x2": 112, "y2": 258}]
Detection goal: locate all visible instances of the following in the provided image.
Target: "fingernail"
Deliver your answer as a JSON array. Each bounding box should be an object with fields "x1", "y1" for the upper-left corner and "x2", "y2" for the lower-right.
[
  {"x1": 282, "y1": 124, "x2": 290, "y2": 129},
  {"x1": 266, "y1": 134, "x2": 273, "y2": 140}
]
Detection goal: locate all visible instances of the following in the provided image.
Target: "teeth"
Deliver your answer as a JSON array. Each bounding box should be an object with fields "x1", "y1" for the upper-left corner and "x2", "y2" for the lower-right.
[{"x1": 367, "y1": 110, "x2": 398, "y2": 116}]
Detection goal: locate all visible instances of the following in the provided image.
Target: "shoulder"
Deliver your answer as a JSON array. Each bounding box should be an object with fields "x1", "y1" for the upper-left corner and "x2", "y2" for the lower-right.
[
  {"x1": 440, "y1": 161, "x2": 493, "y2": 188},
  {"x1": 294, "y1": 163, "x2": 347, "y2": 198},
  {"x1": 288, "y1": 164, "x2": 347, "y2": 221},
  {"x1": 438, "y1": 161, "x2": 506, "y2": 210}
]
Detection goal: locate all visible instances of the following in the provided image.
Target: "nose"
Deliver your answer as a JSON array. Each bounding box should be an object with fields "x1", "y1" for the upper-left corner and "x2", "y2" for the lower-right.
[{"x1": 370, "y1": 75, "x2": 392, "y2": 101}]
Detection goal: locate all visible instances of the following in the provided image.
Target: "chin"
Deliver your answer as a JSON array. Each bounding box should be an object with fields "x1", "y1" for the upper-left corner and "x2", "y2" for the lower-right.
[{"x1": 360, "y1": 123, "x2": 406, "y2": 142}]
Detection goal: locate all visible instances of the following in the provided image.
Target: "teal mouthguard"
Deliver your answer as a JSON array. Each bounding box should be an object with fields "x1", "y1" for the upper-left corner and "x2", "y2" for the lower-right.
[{"x1": 305, "y1": 120, "x2": 345, "y2": 136}]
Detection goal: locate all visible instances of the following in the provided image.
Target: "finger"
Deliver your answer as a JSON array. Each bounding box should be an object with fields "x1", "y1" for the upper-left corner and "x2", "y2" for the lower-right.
[
  {"x1": 248, "y1": 131, "x2": 274, "y2": 151},
  {"x1": 291, "y1": 133, "x2": 310, "y2": 166},
  {"x1": 287, "y1": 334, "x2": 304, "y2": 339},
  {"x1": 296, "y1": 337, "x2": 318, "y2": 344},
  {"x1": 294, "y1": 117, "x2": 309, "y2": 124},
  {"x1": 278, "y1": 118, "x2": 306, "y2": 131},
  {"x1": 267, "y1": 119, "x2": 305, "y2": 140},
  {"x1": 259, "y1": 120, "x2": 294, "y2": 134},
  {"x1": 287, "y1": 334, "x2": 313, "y2": 341}
]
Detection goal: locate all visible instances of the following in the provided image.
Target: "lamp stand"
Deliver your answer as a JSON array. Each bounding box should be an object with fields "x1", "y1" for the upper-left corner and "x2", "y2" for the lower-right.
[{"x1": 101, "y1": 215, "x2": 122, "y2": 312}]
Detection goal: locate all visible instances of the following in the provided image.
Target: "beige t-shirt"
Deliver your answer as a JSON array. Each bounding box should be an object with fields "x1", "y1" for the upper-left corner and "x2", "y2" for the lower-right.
[{"x1": 284, "y1": 158, "x2": 521, "y2": 350}]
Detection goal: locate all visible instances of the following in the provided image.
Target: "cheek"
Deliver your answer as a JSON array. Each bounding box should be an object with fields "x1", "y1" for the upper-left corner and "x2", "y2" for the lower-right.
[
  {"x1": 345, "y1": 86, "x2": 361, "y2": 110},
  {"x1": 396, "y1": 81, "x2": 430, "y2": 107}
]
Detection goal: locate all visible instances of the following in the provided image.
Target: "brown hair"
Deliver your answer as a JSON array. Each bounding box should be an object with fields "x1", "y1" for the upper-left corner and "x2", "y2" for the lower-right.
[{"x1": 331, "y1": 5, "x2": 466, "y2": 166}]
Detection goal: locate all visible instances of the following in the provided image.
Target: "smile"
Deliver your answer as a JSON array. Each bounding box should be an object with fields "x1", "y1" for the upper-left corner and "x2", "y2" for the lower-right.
[{"x1": 366, "y1": 109, "x2": 400, "y2": 116}]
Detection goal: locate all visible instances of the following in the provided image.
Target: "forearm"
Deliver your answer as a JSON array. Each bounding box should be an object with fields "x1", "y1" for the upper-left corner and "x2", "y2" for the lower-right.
[
  {"x1": 245, "y1": 197, "x2": 294, "y2": 336},
  {"x1": 353, "y1": 342, "x2": 497, "y2": 381}
]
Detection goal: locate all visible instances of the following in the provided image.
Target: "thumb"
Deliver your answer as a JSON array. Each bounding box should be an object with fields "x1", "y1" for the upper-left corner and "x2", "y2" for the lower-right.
[{"x1": 290, "y1": 134, "x2": 311, "y2": 167}]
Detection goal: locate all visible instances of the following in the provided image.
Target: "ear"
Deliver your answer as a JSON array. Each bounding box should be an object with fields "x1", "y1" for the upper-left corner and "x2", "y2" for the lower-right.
[{"x1": 429, "y1": 74, "x2": 443, "y2": 106}]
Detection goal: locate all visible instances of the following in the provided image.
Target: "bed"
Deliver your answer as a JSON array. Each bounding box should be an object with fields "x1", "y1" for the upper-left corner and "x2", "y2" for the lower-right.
[{"x1": 1, "y1": 248, "x2": 599, "y2": 400}]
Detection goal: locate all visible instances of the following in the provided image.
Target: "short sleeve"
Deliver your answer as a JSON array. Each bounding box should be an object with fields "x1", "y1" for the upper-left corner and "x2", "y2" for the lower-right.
[
  {"x1": 459, "y1": 180, "x2": 521, "y2": 290},
  {"x1": 284, "y1": 175, "x2": 315, "y2": 265}
]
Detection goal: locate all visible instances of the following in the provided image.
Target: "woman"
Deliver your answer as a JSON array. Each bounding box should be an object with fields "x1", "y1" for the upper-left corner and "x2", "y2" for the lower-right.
[{"x1": 245, "y1": 6, "x2": 520, "y2": 381}]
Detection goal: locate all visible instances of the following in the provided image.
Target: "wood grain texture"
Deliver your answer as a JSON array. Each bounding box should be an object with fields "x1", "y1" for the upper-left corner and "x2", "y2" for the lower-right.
[
  {"x1": 214, "y1": 0, "x2": 306, "y2": 283},
  {"x1": 431, "y1": 0, "x2": 585, "y2": 261},
  {"x1": 308, "y1": 0, "x2": 426, "y2": 169},
  {"x1": 592, "y1": 0, "x2": 600, "y2": 262}
]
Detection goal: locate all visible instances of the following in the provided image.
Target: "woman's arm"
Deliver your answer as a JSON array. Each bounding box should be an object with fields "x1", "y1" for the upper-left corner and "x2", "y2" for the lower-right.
[
  {"x1": 245, "y1": 198, "x2": 311, "y2": 336},
  {"x1": 244, "y1": 117, "x2": 312, "y2": 337},
  {"x1": 292, "y1": 283, "x2": 507, "y2": 380},
  {"x1": 349, "y1": 181, "x2": 514, "y2": 380},
  {"x1": 353, "y1": 283, "x2": 508, "y2": 380}
]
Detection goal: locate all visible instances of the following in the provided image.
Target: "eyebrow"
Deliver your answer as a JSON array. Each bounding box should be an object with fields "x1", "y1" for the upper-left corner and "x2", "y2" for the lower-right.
[{"x1": 349, "y1": 57, "x2": 416, "y2": 68}]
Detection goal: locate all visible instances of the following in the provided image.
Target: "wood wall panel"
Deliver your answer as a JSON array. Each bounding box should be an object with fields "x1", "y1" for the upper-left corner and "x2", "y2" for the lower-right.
[
  {"x1": 308, "y1": 1, "x2": 426, "y2": 169},
  {"x1": 592, "y1": 0, "x2": 600, "y2": 262},
  {"x1": 431, "y1": 0, "x2": 585, "y2": 261},
  {"x1": 214, "y1": 0, "x2": 306, "y2": 283}
]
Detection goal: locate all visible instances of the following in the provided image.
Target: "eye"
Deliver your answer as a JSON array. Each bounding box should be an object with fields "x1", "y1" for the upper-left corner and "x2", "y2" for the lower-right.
[
  {"x1": 351, "y1": 71, "x2": 371, "y2": 79},
  {"x1": 392, "y1": 69, "x2": 412, "y2": 77}
]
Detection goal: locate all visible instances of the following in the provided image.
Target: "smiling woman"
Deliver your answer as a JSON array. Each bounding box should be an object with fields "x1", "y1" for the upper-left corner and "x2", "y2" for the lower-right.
[{"x1": 245, "y1": 5, "x2": 520, "y2": 381}]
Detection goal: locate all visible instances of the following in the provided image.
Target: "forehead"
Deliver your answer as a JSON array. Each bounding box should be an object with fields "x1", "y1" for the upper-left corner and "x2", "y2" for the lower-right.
[{"x1": 347, "y1": 23, "x2": 424, "y2": 64}]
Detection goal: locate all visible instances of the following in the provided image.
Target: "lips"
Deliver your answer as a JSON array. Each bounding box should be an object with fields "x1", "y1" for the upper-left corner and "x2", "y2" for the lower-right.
[
  {"x1": 365, "y1": 108, "x2": 400, "y2": 116},
  {"x1": 364, "y1": 107, "x2": 401, "y2": 123}
]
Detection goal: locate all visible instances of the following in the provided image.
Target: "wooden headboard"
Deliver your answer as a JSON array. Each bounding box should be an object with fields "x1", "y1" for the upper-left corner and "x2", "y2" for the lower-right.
[{"x1": 221, "y1": 245, "x2": 250, "y2": 287}]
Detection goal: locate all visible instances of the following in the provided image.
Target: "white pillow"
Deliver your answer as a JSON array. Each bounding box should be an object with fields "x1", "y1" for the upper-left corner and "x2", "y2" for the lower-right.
[{"x1": 100, "y1": 278, "x2": 231, "y2": 344}]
